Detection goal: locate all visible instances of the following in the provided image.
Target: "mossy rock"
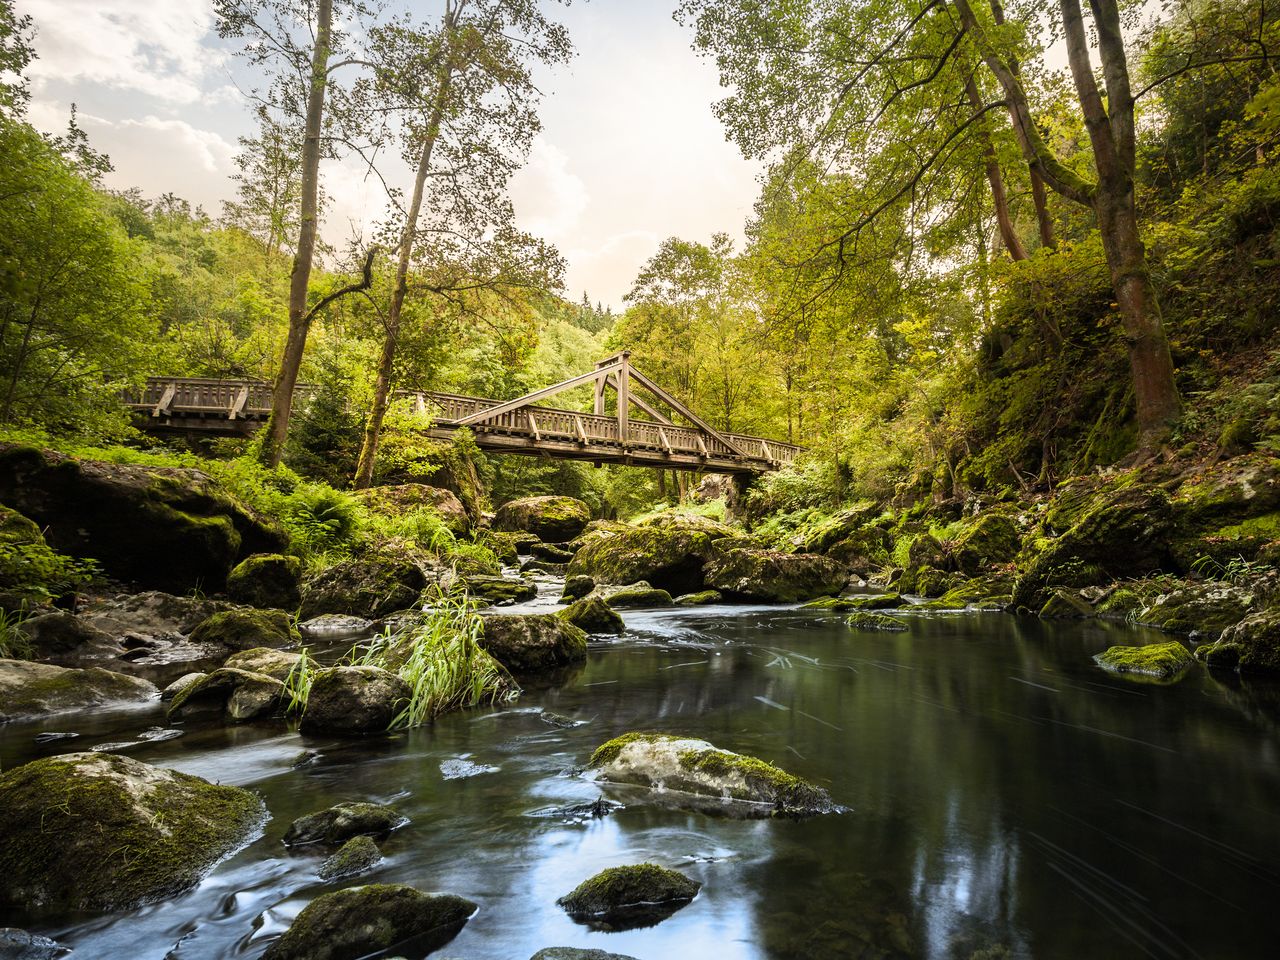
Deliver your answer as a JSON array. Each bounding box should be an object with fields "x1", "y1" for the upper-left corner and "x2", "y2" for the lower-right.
[
  {"x1": 261, "y1": 884, "x2": 475, "y2": 960},
  {"x1": 166, "y1": 666, "x2": 284, "y2": 722},
  {"x1": 479, "y1": 614, "x2": 588, "y2": 674},
  {"x1": 14, "y1": 609, "x2": 117, "y2": 663},
  {"x1": 0, "y1": 444, "x2": 285, "y2": 594},
  {"x1": 912, "y1": 566, "x2": 953, "y2": 598},
  {"x1": 705, "y1": 547, "x2": 845, "y2": 603},
  {"x1": 299, "y1": 666, "x2": 412, "y2": 735},
  {"x1": 521, "y1": 558, "x2": 568, "y2": 576},
  {"x1": 802, "y1": 596, "x2": 860, "y2": 610},
  {"x1": 494, "y1": 496, "x2": 591, "y2": 543},
  {"x1": 825, "y1": 526, "x2": 890, "y2": 576},
  {"x1": 530, "y1": 950, "x2": 642, "y2": 960},
  {"x1": 353, "y1": 483, "x2": 470, "y2": 535},
  {"x1": 839, "y1": 592, "x2": 906, "y2": 610},
  {"x1": 284, "y1": 801, "x2": 406, "y2": 846},
  {"x1": 483, "y1": 530, "x2": 542, "y2": 564},
  {"x1": 531, "y1": 542, "x2": 575, "y2": 563},
  {"x1": 588, "y1": 732, "x2": 838, "y2": 817},
  {"x1": 935, "y1": 577, "x2": 1013, "y2": 609},
  {"x1": 1039, "y1": 588, "x2": 1094, "y2": 620},
  {"x1": 796, "y1": 503, "x2": 882, "y2": 554},
  {"x1": 567, "y1": 525, "x2": 721, "y2": 594},
  {"x1": 299, "y1": 546, "x2": 436, "y2": 620},
  {"x1": 1196, "y1": 606, "x2": 1280, "y2": 675},
  {"x1": 223, "y1": 647, "x2": 303, "y2": 681},
  {"x1": 0, "y1": 659, "x2": 157, "y2": 722},
  {"x1": 225, "y1": 553, "x2": 303, "y2": 610},
  {"x1": 561, "y1": 574, "x2": 596, "y2": 602},
  {"x1": 559, "y1": 596, "x2": 625, "y2": 635},
  {"x1": 557, "y1": 863, "x2": 699, "y2": 930},
  {"x1": 189, "y1": 608, "x2": 300, "y2": 652},
  {"x1": 1135, "y1": 582, "x2": 1254, "y2": 640},
  {"x1": 463, "y1": 574, "x2": 537, "y2": 606},
  {"x1": 603, "y1": 584, "x2": 674, "y2": 609},
  {"x1": 0, "y1": 504, "x2": 89, "y2": 613},
  {"x1": 1096, "y1": 587, "x2": 1143, "y2": 617},
  {"x1": 318, "y1": 835, "x2": 383, "y2": 882},
  {"x1": 1094, "y1": 640, "x2": 1195, "y2": 681},
  {"x1": 673, "y1": 589, "x2": 723, "y2": 606},
  {"x1": 846, "y1": 612, "x2": 907, "y2": 632},
  {"x1": 0, "y1": 752, "x2": 265, "y2": 911},
  {"x1": 950, "y1": 512, "x2": 1021, "y2": 574}
]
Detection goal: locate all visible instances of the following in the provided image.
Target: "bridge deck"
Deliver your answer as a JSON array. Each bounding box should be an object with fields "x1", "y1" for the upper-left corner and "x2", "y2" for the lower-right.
[{"x1": 126, "y1": 375, "x2": 799, "y2": 474}]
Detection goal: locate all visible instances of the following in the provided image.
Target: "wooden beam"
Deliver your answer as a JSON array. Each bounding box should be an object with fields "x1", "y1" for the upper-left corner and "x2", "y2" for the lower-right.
[
  {"x1": 228, "y1": 386, "x2": 249, "y2": 420},
  {"x1": 657, "y1": 425, "x2": 673, "y2": 456},
  {"x1": 627, "y1": 366, "x2": 749, "y2": 457},
  {"x1": 152, "y1": 382, "x2": 176, "y2": 417},
  {"x1": 573, "y1": 415, "x2": 588, "y2": 445},
  {"x1": 527, "y1": 411, "x2": 541, "y2": 442},
  {"x1": 617, "y1": 353, "x2": 630, "y2": 447},
  {"x1": 760, "y1": 439, "x2": 773, "y2": 464},
  {"x1": 452, "y1": 362, "x2": 621, "y2": 427},
  {"x1": 696, "y1": 434, "x2": 709, "y2": 458},
  {"x1": 605, "y1": 374, "x2": 673, "y2": 424}
]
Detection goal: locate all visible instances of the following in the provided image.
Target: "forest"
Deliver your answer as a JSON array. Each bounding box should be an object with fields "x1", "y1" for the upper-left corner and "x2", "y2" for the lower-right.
[{"x1": 2, "y1": 1, "x2": 1280, "y2": 959}]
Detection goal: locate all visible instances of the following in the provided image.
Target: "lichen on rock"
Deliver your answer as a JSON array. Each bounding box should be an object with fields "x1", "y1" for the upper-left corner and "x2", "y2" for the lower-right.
[
  {"x1": 587, "y1": 732, "x2": 839, "y2": 818},
  {"x1": 1094, "y1": 640, "x2": 1195, "y2": 680},
  {"x1": 494, "y1": 495, "x2": 591, "y2": 543}
]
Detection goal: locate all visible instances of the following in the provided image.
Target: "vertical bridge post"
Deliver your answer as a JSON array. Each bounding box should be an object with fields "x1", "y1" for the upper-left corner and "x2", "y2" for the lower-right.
[{"x1": 617, "y1": 350, "x2": 630, "y2": 447}]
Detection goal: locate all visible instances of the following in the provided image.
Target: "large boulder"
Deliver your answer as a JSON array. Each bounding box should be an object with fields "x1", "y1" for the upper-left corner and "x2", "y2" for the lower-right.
[
  {"x1": 0, "y1": 660, "x2": 157, "y2": 722},
  {"x1": 462, "y1": 574, "x2": 537, "y2": 606},
  {"x1": 557, "y1": 864, "x2": 700, "y2": 931},
  {"x1": 0, "y1": 444, "x2": 285, "y2": 593},
  {"x1": 283, "y1": 801, "x2": 406, "y2": 846},
  {"x1": 261, "y1": 884, "x2": 475, "y2": 960},
  {"x1": 588, "y1": 733, "x2": 839, "y2": 817},
  {"x1": 300, "y1": 547, "x2": 437, "y2": 620},
  {"x1": 15, "y1": 610, "x2": 118, "y2": 663},
  {"x1": 795, "y1": 503, "x2": 882, "y2": 553},
  {"x1": 826, "y1": 526, "x2": 890, "y2": 577},
  {"x1": 567, "y1": 526, "x2": 722, "y2": 594},
  {"x1": 949, "y1": 512, "x2": 1021, "y2": 575},
  {"x1": 226, "y1": 554, "x2": 303, "y2": 610},
  {"x1": 189, "y1": 608, "x2": 300, "y2": 652},
  {"x1": 558, "y1": 596, "x2": 625, "y2": 635},
  {"x1": 479, "y1": 614, "x2": 588, "y2": 674},
  {"x1": 1196, "y1": 606, "x2": 1280, "y2": 675},
  {"x1": 0, "y1": 504, "x2": 88, "y2": 612},
  {"x1": 354, "y1": 483, "x2": 470, "y2": 536},
  {"x1": 1013, "y1": 481, "x2": 1176, "y2": 609},
  {"x1": 704, "y1": 547, "x2": 844, "y2": 603},
  {"x1": 600, "y1": 583, "x2": 673, "y2": 609},
  {"x1": 1135, "y1": 582, "x2": 1255, "y2": 641},
  {"x1": 1169, "y1": 454, "x2": 1280, "y2": 567},
  {"x1": 79, "y1": 590, "x2": 235, "y2": 644},
  {"x1": 0, "y1": 753, "x2": 265, "y2": 911},
  {"x1": 224, "y1": 647, "x2": 303, "y2": 681},
  {"x1": 299, "y1": 666, "x2": 411, "y2": 735},
  {"x1": 494, "y1": 496, "x2": 591, "y2": 543}
]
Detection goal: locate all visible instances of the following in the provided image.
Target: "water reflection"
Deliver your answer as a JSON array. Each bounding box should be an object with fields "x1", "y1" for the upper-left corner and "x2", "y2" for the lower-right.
[{"x1": 3, "y1": 607, "x2": 1280, "y2": 959}]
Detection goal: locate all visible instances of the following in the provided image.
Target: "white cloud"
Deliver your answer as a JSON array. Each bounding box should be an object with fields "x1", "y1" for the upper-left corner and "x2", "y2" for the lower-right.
[
  {"x1": 24, "y1": 0, "x2": 222, "y2": 104},
  {"x1": 510, "y1": 137, "x2": 590, "y2": 243},
  {"x1": 565, "y1": 230, "x2": 661, "y2": 305}
]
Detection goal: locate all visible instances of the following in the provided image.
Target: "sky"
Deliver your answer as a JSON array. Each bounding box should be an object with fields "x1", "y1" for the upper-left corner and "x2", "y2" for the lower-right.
[{"x1": 19, "y1": 0, "x2": 762, "y2": 311}]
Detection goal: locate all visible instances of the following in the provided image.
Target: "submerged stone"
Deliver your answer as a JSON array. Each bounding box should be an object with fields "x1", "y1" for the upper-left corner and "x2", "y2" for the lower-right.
[
  {"x1": 318, "y1": 835, "x2": 383, "y2": 882},
  {"x1": 557, "y1": 863, "x2": 699, "y2": 931},
  {"x1": 846, "y1": 611, "x2": 908, "y2": 632},
  {"x1": 558, "y1": 595, "x2": 624, "y2": 635},
  {"x1": 530, "y1": 950, "x2": 641, "y2": 960},
  {"x1": 261, "y1": 884, "x2": 475, "y2": 960},
  {"x1": 673, "y1": 589, "x2": 723, "y2": 606},
  {"x1": 0, "y1": 753, "x2": 265, "y2": 911},
  {"x1": 1094, "y1": 640, "x2": 1195, "y2": 681},
  {"x1": 0, "y1": 660, "x2": 157, "y2": 723},
  {"x1": 283, "y1": 801, "x2": 406, "y2": 847},
  {"x1": 587, "y1": 732, "x2": 839, "y2": 818}
]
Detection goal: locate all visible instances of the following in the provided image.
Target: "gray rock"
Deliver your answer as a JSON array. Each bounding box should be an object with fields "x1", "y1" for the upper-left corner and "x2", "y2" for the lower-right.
[
  {"x1": 531, "y1": 950, "x2": 641, "y2": 960},
  {"x1": 558, "y1": 595, "x2": 624, "y2": 634},
  {"x1": 318, "y1": 835, "x2": 383, "y2": 881},
  {"x1": 283, "y1": 801, "x2": 406, "y2": 846},
  {"x1": 166, "y1": 667, "x2": 284, "y2": 722},
  {"x1": 298, "y1": 613, "x2": 374, "y2": 639},
  {"x1": 299, "y1": 666, "x2": 411, "y2": 735},
  {"x1": 479, "y1": 614, "x2": 588, "y2": 674},
  {"x1": 160, "y1": 672, "x2": 206, "y2": 701},
  {"x1": 0, "y1": 928, "x2": 69, "y2": 960},
  {"x1": 223, "y1": 647, "x2": 303, "y2": 681},
  {"x1": 557, "y1": 863, "x2": 700, "y2": 931},
  {"x1": 15, "y1": 611, "x2": 117, "y2": 664},
  {"x1": 0, "y1": 660, "x2": 157, "y2": 723}
]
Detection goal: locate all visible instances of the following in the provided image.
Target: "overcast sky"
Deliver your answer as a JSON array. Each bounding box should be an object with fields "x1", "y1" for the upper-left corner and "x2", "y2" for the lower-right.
[{"x1": 19, "y1": 0, "x2": 761, "y2": 310}]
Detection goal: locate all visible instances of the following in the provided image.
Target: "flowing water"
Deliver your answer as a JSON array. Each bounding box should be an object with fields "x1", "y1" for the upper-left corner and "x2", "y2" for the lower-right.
[{"x1": 4, "y1": 585, "x2": 1280, "y2": 960}]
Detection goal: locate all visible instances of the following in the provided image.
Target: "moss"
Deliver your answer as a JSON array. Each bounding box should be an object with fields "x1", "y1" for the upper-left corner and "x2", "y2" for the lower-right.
[
  {"x1": 605, "y1": 585, "x2": 673, "y2": 608},
  {"x1": 802, "y1": 596, "x2": 859, "y2": 610},
  {"x1": 225, "y1": 553, "x2": 303, "y2": 610},
  {"x1": 478, "y1": 614, "x2": 588, "y2": 674},
  {"x1": 589, "y1": 731, "x2": 667, "y2": 768},
  {"x1": 0, "y1": 660, "x2": 157, "y2": 721},
  {"x1": 493, "y1": 495, "x2": 591, "y2": 542},
  {"x1": 557, "y1": 863, "x2": 699, "y2": 916},
  {"x1": 283, "y1": 801, "x2": 405, "y2": 846},
  {"x1": 318, "y1": 835, "x2": 383, "y2": 881},
  {"x1": 189, "y1": 608, "x2": 300, "y2": 651},
  {"x1": 674, "y1": 589, "x2": 723, "y2": 606},
  {"x1": 558, "y1": 595, "x2": 625, "y2": 634},
  {"x1": 1097, "y1": 587, "x2": 1143, "y2": 616},
  {"x1": 0, "y1": 752, "x2": 265, "y2": 911},
  {"x1": 1094, "y1": 640, "x2": 1195, "y2": 680},
  {"x1": 846, "y1": 611, "x2": 908, "y2": 631},
  {"x1": 463, "y1": 574, "x2": 537, "y2": 605},
  {"x1": 262, "y1": 884, "x2": 475, "y2": 960},
  {"x1": 1039, "y1": 588, "x2": 1094, "y2": 620},
  {"x1": 949, "y1": 512, "x2": 1021, "y2": 574},
  {"x1": 560, "y1": 574, "x2": 595, "y2": 602},
  {"x1": 840, "y1": 592, "x2": 905, "y2": 610}
]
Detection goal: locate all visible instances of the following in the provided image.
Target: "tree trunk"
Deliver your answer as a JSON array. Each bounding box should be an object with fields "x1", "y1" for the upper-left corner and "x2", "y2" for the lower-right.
[
  {"x1": 353, "y1": 67, "x2": 454, "y2": 489},
  {"x1": 259, "y1": 0, "x2": 332, "y2": 468},
  {"x1": 963, "y1": 73, "x2": 1027, "y2": 260}
]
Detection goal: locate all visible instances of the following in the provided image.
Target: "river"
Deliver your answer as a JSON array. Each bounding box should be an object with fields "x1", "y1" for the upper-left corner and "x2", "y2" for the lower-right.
[{"x1": 3, "y1": 585, "x2": 1279, "y2": 959}]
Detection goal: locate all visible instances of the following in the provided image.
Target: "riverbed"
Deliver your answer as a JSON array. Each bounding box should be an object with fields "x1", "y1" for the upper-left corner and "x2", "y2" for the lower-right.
[{"x1": 3, "y1": 588, "x2": 1279, "y2": 959}]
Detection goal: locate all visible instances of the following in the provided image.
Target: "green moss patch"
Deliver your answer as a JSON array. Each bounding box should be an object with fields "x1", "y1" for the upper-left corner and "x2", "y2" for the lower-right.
[
  {"x1": 558, "y1": 863, "x2": 699, "y2": 929},
  {"x1": 1094, "y1": 640, "x2": 1195, "y2": 681}
]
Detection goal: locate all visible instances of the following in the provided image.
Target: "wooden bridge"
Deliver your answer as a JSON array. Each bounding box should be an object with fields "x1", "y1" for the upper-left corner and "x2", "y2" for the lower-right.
[{"x1": 126, "y1": 352, "x2": 800, "y2": 474}]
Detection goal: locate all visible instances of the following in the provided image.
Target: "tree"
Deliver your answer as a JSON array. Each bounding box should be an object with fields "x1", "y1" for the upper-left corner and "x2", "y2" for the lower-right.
[
  {"x1": 351, "y1": 0, "x2": 571, "y2": 488},
  {"x1": 0, "y1": 0, "x2": 33, "y2": 119},
  {"x1": 222, "y1": 109, "x2": 303, "y2": 276},
  {"x1": 215, "y1": 0, "x2": 378, "y2": 467}
]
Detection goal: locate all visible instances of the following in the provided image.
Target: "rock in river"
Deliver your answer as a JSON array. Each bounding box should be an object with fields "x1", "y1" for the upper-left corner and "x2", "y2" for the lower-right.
[
  {"x1": 494, "y1": 495, "x2": 591, "y2": 543},
  {"x1": 189, "y1": 608, "x2": 300, "y2": 652},
  {"x1": 530, "y1": 950, "x2": 640, "y2": 960},
  {"x1": 1094, "y1": 640, "x2": 1195, "y2": 681},
  {"x1": 479, "y1": 614, "x2": 587, "y2": 674},
  {"x1": 558, "y1": 595, "x2": 625, "y2": 634},
  {"x1": 0, "y1": 752, "x2": 265, "y2": 911},
  {"x1": 588, "y1": 732, "x2": 839, "y2": 818},
  {"x1": 557, "y1": 863, "x2": 700, "y2": 931},
  {"x1": 0, "y1": 928, "x2": 68, "y2": 960},
  {"x1": 567, "y1": 525, "x2": 721, "y2": 594},
  {"x1": 704, "y1": 547, "x2": 845, "y2": 603},
  {"x1": 1196, "y1": 606, "x2": 1280, "y2": 675},
  {"x1": 166, "y1": 667, "x2": 284, "y2": 722},
  {"x1": 318, "y1": 835, "x2": 383, "y2": 881},
  {"x1": 283, "y1": 801, "x2": 406, "y2": 846},
  {"x1": 261, "y1": 884, "x2": 475, "y2": 960},
  {"x1": 0, "y1": 660, "x2": 157, "y2": 723},
  {"x1": 299, "y1": 666, "x2": 411, "y2": 735}
]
